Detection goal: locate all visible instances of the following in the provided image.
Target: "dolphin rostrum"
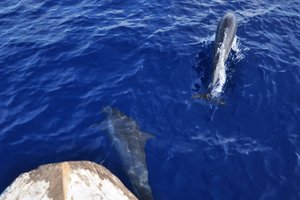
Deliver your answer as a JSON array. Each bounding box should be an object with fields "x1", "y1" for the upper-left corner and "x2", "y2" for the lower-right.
[
  {"x1": 194, "y1": 12, "x2": 237, "y2": 101},
  {"x1": 101, "y1": 106, "x2": 154, "y2": 200}
]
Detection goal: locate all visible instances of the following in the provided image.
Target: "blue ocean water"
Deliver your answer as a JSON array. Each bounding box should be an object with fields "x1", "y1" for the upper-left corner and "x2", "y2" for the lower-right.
[{"x1": 0, "y1": 0, "x2": 299, "y2": 199}]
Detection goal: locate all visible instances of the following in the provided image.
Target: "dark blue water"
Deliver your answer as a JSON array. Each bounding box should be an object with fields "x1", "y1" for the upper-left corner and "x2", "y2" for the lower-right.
[{"x1": 1, "y1": 1, "x2": 300, "y2": 199}]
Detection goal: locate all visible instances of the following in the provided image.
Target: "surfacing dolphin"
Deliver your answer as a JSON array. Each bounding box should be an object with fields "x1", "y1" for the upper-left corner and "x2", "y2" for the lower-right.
[
  {"x1": 194, "y1": 12, "x2": 237, "y2": 102},
  {"x1": 101, "y1": 106, "x2": 154, "y2": 200},
  {"x1": 210, "y1": 12, "x2": 237, "y2": 97}
]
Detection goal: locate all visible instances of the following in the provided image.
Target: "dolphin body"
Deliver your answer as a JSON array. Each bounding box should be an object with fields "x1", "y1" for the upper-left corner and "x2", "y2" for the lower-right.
[
  {"x1": 101, "y1": 106, "x2": 154, "y2": 200},
  {"x1": 209, "y1": 12, "x2": 237, "y2": 98}
]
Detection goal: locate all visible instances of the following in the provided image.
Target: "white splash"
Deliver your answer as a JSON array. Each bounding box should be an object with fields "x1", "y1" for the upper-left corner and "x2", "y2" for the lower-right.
[
  {"x1": 210, "y1": 60, "x2": 226, "y2": 98},
  {"x1": 232, "y1": 36, "x2": 248, "y2": 62},
  {"x1": 231, "y1": 36, "x2": 239, "y2": 52},
  {"x1": 209, "y1": 34, "x2": 228, "y2": 98}
]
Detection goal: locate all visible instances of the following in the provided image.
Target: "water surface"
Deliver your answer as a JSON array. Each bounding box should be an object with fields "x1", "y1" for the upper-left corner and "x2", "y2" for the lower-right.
[{"x1": 0, "y1": 1, "x2": 300, "y2": 199}]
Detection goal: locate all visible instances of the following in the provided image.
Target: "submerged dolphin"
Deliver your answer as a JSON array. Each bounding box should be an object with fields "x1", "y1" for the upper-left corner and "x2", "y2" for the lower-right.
[
  {"x1": 210, "y1": 12, "x2": 237, "y2": 97},
  {"x1": 101, "y1": 106, "x2": 154, "y2": 200}
]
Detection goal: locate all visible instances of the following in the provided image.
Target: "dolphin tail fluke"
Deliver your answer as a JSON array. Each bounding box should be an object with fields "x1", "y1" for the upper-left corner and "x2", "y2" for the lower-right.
[
  {"x1": 192, "y1": 93, "x2": 211, "y2": 100},
  {"x1": 192, "y1": 93, "x2": 226, "y2": 105}
]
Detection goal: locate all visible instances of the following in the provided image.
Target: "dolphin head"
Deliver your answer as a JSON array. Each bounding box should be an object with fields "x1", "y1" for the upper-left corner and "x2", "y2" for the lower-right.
[
  {"x1": 102, "y1": 106, "x2": 139, "y2": 135},
  {"x1": 223, "y1": 12, "x2": 237, "y2": 35},
  {"x1": 223, "y1": 12, "x2": 236, "y2": 24},
  {"x1": 102, "y1": 106, "x2": 112, "y2": 115},
  {"x1": 102, "y1": 106, "x2": 124, "y2": 118}
]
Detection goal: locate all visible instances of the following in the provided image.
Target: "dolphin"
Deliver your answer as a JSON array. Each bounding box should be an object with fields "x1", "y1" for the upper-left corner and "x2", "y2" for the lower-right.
[
  {"x1": 194, "y1": 12, "x2": 237, "y2": 101},
  {"x1": 210, "y1": 12, "x2": 237, "y2": 97},
  {"x1": 101, "y1": 106, "x2": 154, "y2": 200}
]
